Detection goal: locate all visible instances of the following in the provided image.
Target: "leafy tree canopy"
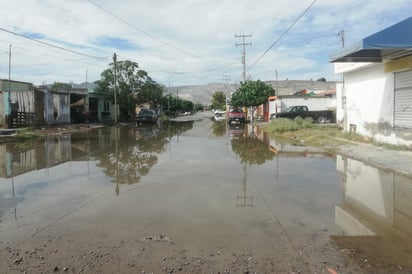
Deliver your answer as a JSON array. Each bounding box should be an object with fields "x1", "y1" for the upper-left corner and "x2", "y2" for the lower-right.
[
  {"x1": 193, "y1": 103, "x2": 204, "y2": 112},
  {"x1": 94, "y1": 59, "x2": 158, "y2": 121},
  {"x1": 136, "y1": 79, "x2": 164, "y2": 109},
  {"x1": 230, "y1": 80, "x2": 274, "y2": 108},
  {"x1": 211, "y1": 91, "x2": 226, "y2": 110},
  {"x1": 51, "y1": 82, "x2": 72, "y2": 90}
]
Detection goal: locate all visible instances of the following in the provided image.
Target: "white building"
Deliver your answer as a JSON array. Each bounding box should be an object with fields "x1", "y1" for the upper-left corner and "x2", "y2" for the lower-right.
[{"x1": 331, "y1": 17, "x2": 412, "y2": 147}]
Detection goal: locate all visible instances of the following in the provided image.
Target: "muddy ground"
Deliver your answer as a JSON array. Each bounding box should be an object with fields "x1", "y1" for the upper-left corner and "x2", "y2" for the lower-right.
[
  {"x1": 1, "y1": 119, "x2": 411, "y2": 273},
  {"x1": 1, "y1": 228, "x2": 409, "y2": 273}
]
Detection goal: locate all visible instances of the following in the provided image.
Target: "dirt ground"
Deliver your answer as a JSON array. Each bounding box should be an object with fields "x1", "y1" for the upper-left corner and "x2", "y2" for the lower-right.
[
  {"x1": 0, "y1": 229, "x2": 355, "y2": 273},
  {"x1": 1, "y1": 230, "x2": 410, "y2": 273}
]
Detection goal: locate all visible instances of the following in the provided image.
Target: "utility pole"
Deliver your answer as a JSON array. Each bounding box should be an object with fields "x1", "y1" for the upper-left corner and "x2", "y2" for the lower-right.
[
  {"x1": 7, "y1": 44, "x2": 11, "y2": 128},
  {"x1": 222, "y1": 75, "x2": 230, "y2": 112},
  {"x1": 338, "y1": 30, "x2": 345, "y2": 48},
  {"x1": 235, "y1": 33, "x2": 252, "y2": 82},
  {"x1": 113, "y1": 53, "x2": 118, "y2": 124},
  {"x1": 338, "y1": 30, "x2": 347, "y2": 131}
]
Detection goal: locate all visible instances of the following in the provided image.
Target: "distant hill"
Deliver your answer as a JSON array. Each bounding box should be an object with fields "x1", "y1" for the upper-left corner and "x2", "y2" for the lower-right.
[
  {"x1": 55, "y1": 80, "x2": 338, "y2": 106},
  {"x1": 73, "y1": 82, "x2": 97, "y2": 91},
  {"x1": 168, "y1": 83, "x2": 238, "y2": 106},
  {"x1": 170, "y1": 80, "x2": 338, "y2": 106}
]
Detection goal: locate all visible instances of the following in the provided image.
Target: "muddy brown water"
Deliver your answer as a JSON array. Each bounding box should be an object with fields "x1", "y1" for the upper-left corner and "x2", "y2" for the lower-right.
[{"x1": 0, "y1": 115, "x2": 411, "y2": 273}]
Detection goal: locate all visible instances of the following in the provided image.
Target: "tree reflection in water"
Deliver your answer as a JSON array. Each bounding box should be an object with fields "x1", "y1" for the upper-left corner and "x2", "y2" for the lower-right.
[
  {"x1": 231, "y1": 128, "x2": 275, "y2": 165},
  {"x1": 211, "y1": 119, "x2": 226, "y2": 136},
  {"x1": 97, "y1": 122, "x2": 194, "y2": 187}
]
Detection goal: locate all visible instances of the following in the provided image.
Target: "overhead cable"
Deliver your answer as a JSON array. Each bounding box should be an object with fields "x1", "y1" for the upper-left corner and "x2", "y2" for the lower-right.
[
  {"x1": 248, "y1": 0, "x2": 317, "y2": 69},
  {"x1": 0, "y1": 27, "x2": 106, "y2": 60},
  {"x1": 86, "y1": 0, "x2": 206, "y2": 60}
]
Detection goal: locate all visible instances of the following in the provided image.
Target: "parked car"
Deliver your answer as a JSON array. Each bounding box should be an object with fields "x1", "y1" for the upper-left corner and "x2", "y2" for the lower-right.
[
  {"x1": 136, "y1": 109, "x2": 158, "y2": 124},
  {"x1": 214, "y1": 111, "x2": 226, "y2": 121},
  {"x1": 227, "y1": 108, "x2": 246, "y2": 124},
  {"x1": 270, "y1": 105, "x2": 335, "y2": 124}
]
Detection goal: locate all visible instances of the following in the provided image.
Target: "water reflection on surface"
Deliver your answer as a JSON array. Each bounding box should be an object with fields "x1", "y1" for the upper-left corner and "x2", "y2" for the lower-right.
[
  {"x1": 0, "y1": 118, "x2": 411, "y2": 272},
  {"x1": 0, "y1": 122, "x2": 194, "y2": 226},
  {"x1": 334, "y1": 155, "x2": 412, "y2": 268}
]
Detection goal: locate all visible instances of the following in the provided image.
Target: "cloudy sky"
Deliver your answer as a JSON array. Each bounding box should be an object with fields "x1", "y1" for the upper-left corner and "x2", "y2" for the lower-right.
[{"x1": 0, "y1": 0, "x2": 411, "y2": 87}]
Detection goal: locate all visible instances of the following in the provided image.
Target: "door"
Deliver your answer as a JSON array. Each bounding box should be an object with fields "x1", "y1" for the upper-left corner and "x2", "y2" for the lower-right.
[{"x1": 394, "y1": 69, "x2": 412, "y2": 128}]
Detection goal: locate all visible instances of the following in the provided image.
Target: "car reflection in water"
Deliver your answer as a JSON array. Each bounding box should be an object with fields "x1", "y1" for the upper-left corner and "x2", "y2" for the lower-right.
[
  {"x1": 134, "y1": 123, "x2": 160, "y2": 139},
  {"x1": 228, "y1": 124, "x2": 246, "y2": 139}
]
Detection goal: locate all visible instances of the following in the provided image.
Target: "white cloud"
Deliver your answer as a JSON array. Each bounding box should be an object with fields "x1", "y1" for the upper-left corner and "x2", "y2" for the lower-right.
[{"x1": 0, "y1": 0, "x2": 410, "y2": 87}]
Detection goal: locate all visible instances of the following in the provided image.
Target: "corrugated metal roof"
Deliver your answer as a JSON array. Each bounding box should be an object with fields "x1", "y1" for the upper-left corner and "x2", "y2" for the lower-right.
[{"x1": 331, "y1": 17, "x2": 412, "y2": 63}]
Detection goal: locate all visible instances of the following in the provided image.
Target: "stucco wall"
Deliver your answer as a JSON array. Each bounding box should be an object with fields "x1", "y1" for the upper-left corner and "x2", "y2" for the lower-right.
[
  {"x1": 45, "y1": 92, "x2": 70, "y2": 124},
  {"x1": 339, "y1": 63, "x2": 412, "y2": 147},
  {"x1": 277, "y1": 95, "x2": 336, "y2": 112}
]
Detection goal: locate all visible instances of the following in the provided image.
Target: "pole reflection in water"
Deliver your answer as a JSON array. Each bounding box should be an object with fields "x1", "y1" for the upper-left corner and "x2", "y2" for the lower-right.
[
  {"x1": 11, "y1": 155, "x2": 16, "y2": 221},
  {"x1": 236, "y1": 162, "x2": 253, "y2": 208},
  {"x1": 115, "y1": 126, "x2": 120, "y2": 196}
]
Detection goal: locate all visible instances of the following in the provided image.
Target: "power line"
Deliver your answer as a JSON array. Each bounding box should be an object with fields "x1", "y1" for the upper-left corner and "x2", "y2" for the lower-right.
[
  {"x1": 0, "y1": 27, "x2": 106, "y2": 60},
  {"x1": 86, "y1": 0, "x2": 248, "y2": 80},
  {"x1": 86, "y1": 0, "x2": 207, "y2": 60},
  {"x1": 248, "y1": 0, "x2": 317, "y2": 69}
]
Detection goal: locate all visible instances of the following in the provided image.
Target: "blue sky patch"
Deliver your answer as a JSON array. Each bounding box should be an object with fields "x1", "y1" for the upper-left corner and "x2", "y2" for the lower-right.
[
  {"x1": 93, "y1": 36, "x2": 139, "y2": 51},
  {"x1": 22, "y1": 31, "x2": 45, "y2": 40}
]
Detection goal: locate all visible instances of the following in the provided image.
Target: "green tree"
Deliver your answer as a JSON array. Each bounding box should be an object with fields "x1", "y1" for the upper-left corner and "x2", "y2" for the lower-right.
[
  {"x1": 95, "y1": 60, "x2": 150, "y2": 121},
  {"x1": 160, "y1": 95, "x2": 195, "y2": 115},
  {"x1": 181, "y1": 99, "x2": 194, "y2": 112},
  {"x1": 193, "y1": 103, "x2": 204, "y2": 112},
  {"x1": 211, "y1": 91, "x2": 226, "y2": 110},
  {"x1": 51, "y1": 82, "x2": 72, "y2": 90},
  {"x1": 136, "y1": 79, "x2": 164, "y2": 110},
  {"x1": 231, "y1": 80, "x2": 274, "y2": 108},
  {"x1": 230, "y1": 80, "x2": 275, "y2": 120}
]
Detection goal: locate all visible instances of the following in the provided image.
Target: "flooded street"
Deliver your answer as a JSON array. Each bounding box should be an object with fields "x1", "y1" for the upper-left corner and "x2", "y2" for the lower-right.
[{"x1": 1, "y1": 113, "x2": 411, "y2": 273}]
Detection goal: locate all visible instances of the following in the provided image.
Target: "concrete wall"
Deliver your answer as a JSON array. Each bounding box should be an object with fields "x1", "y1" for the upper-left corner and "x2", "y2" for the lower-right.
[
  {"x1": 337, "y1": 63, "x2": 412, "y2": 147},
  {"x1": 0, "y1": 80, "x2": 34, "y2": 127},
  {"x1": 45, "y1": 92, "x2": 70, "y2": 124},
  {"x1": 276, "y1": 95, "x2": 336, "y2": 113},
  {"x1": 267, "y1": 95, "x2": 336, "y2": 118}
]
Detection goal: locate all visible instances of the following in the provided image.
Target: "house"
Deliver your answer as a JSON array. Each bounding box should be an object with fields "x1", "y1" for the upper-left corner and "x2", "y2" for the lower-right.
[
  {"x1": 263, "y1": 89, "x2": 336, "y2": 121},
  {"x1": 87, "y1": 89, "x2": 114, "y2": 122},
  {"x1": 0, "y1": 80, "x2": 44, "y2": 127},
  {"x1": 42, "y1": 88, "x2": 71, "y2": 124},
  {"x1": 254, "y1": 80, "x2": 337, "y2": 121},
  {"x1": 331, "y1": 16, "x2": 412, "y2": 147}
]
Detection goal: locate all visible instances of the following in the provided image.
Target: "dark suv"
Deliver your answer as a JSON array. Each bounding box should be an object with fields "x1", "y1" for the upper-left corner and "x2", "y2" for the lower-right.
[{"x1": 136, "y1": 109, "x2": 158, "y2": 124}]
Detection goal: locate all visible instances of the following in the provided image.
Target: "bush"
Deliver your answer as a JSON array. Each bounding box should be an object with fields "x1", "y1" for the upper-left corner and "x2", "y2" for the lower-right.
[{"x1": 266, "y1": 118, "x2": 313, "y2": 133}]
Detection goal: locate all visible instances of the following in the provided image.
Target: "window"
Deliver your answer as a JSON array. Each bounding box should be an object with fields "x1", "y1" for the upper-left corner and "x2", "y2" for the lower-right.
[{"x1": 103, "y1": 101, "x2": 110, "y2": 112}]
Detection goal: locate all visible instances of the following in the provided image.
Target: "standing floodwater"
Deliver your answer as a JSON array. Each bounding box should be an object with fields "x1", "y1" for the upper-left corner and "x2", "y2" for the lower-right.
[{"x1": 0, "y1": 114, "x2": 411, "y2": 273}]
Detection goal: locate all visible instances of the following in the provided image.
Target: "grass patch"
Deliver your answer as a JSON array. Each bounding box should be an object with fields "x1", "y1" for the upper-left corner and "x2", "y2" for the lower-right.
[
  {"x1": 265, "y1": 117, "x2": 313, "y2": 133},
  {"x1": 16, "y1": 128, "x2": 40, "y2": 139},
  {"x1": 264, "y1": 118, "x2": 380, "y2": 153},
  {"x1": 0, "y1": 128, "x2": 40, "y2": 145}
]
